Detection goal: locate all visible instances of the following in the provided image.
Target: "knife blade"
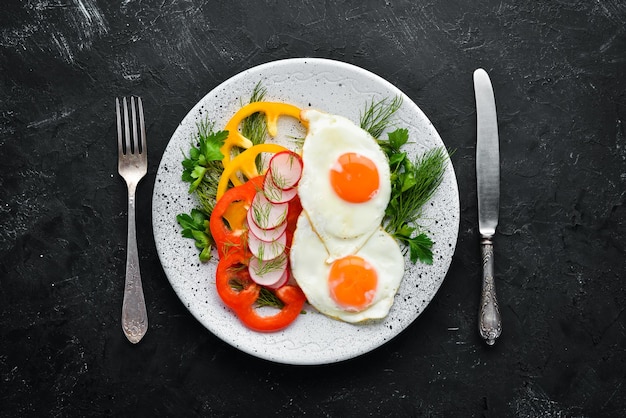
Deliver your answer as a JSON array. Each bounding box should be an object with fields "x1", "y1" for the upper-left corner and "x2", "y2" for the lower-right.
[{"x1": 473, "y1": 68, "x2": 502, "y2": 345}]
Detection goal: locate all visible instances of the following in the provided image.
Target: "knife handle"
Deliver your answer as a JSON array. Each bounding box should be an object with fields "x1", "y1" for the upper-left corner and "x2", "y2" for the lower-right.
[{"x1": 479, "y1": 237, "x2": 502, "y2": 345}]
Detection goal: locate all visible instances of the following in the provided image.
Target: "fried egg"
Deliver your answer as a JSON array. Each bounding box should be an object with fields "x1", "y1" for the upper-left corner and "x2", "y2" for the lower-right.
[
  {"x1": 298, "y1": 109, "x2": 391, "y2": 261},
  {"x1": 290, "y1": 214, "x2": 404, "y2": 323}
]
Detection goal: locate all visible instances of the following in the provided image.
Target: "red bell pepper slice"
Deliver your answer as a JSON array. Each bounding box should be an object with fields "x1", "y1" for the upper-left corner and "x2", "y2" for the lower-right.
[
  {"x1": 215, "y1": 251, "x2": 306, "y2": 332},
  {"x1": 209, "y1": 176, "x2": 264, "y2": 258},
  {"x1": 237, "y1": 285, "x2": 306, "y2": 332},
  {"x1": 285, "y1": 195, "x2": 302, "y2": 250}
]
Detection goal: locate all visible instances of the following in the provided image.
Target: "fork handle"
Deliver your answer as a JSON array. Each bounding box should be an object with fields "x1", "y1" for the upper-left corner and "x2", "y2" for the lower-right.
[{"x1": 122, "y1": 185, "x2": 148, "y2": 343}]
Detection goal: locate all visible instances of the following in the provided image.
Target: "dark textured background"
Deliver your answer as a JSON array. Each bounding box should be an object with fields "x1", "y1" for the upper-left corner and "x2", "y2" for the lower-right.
[{"x1": 1, "y1": 0, "x2": 625, "y2": 416}]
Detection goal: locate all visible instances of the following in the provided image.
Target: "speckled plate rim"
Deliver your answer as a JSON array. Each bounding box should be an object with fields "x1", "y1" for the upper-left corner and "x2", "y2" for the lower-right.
[{"x1": 152, "y1": 58, "x2": 460, "y2": 365}]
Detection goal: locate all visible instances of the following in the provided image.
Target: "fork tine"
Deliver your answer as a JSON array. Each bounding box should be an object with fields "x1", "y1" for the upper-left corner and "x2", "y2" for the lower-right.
[
  {"x1": 137, "y1": 97, "x2": 146, "y2": 154},
  {"x1": 123, "y1": 97, "x2": 131, "y2": 154},
  {"x1": 131, "y1": 97, "x2": 138, "y2": 154},
  {"x1": 116, "y1": 98, "x2": 124, "y2": 156}
]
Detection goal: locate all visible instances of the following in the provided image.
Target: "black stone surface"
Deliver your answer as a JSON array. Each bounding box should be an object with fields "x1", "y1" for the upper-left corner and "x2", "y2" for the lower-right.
[{"x1": 1, "y1": 1, "x2": 625, "y2": 416}]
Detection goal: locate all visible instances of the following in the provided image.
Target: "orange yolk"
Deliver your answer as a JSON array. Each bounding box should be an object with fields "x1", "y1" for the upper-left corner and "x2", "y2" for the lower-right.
[
  {"x1": 329, "y1": 152, "x2": 379, "y2": 203},
  {"x1": 328, "y1": 255, "x2": 378, "y2": 311}
]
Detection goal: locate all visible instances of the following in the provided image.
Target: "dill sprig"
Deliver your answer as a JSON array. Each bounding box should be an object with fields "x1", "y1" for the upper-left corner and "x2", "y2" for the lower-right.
[
  {"x1": 252, "y1": 254, "x2": 287, "y2": 277},
  {"x1": 251, "y1": 199, "x2": 271, "y2": 229},
  {"x1": 229, "y1": 279, "x2": 285, "y2": 309},
  {"x1": 384, "y1": 145, "x2": 449, "y2": 233},
  {"x1": 241, "y1": 81, "x2": 268, "y2": 145},
  {"x1": 181, "y1": 119, "x2": 226, "y2": 196},
  {"x1": 241, "y1": 82, "x2": 268, "y2": 172},
  {"x1": 360, "y1": 96, "x2": 403, "y2": 138},
  {"x1": 177, "y1": 118, "x2": 228, "y2": 261},
  {"x1": 360, "y1": 97, "x2": 450, "y2": 264},
  {"x1": 177, "y1": 84, "x2": 269, "y2": 262},
  {"x1": 380, "y1": 128, "x2": 449, "y2": 264}
]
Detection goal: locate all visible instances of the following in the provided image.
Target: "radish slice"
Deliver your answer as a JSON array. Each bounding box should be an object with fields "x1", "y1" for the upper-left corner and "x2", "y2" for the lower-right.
[
  {"x1": 266, "y1": 268, "x2": 290, "y2": 290},
  {"x1": 246, "y1": 207, "x2": 288, "y2": 242},
  {"x1": 248, "y1": 229, "x2": 287, "y2": 261},
  {"x1": 263, "y1": 173, "x2": 298, "y2": 204},
  {"x1": 249, "y1": 191, "x2": 288, "y2": 230},
  {"x1": 268, "y1": 151, "x2": 303, "y2": 190},
  {"x1": 248, "y1": 253, "x2": 288, "y2": 287}
]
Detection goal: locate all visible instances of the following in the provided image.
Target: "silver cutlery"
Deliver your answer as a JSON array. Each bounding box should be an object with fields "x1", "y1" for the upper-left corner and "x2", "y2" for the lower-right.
[
  {"x1": 116, "y1": 96, "x2": 148, "y2": 344},
  {"x1": 473, "y1": 69, "x2": 502, "y2": 345}
]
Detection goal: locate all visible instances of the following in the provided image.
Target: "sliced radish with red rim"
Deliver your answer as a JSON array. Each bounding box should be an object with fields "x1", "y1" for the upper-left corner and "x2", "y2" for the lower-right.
[
  {"x1": 249, "y1": 191, "x2": 288, "y2": 230},
  {"x1": 248, "y1": 253, "x2": 288, "y2": 287},
  {"x1": 265, "y1": 268, "x2": 290, "y2": 290},
  {"x1": 246, "y1": 208, "x2": 288, "y2": 242},
  {"x1": 248, "y1": 229, "x2": 287, "y2": 261},
  {"x1": 268, "y1": 151, "x2": 303, "y2": 190},
  {"x1": 263, "y1": 173, "x2": 298, "y2": 204}
]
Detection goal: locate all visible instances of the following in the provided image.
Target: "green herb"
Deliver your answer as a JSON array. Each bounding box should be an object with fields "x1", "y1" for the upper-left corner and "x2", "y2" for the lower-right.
[
  {"x1": 177, "y1": 119, "x2": 226, "y2": 261},
  {"x1": 360, "y1": 97, "x2": 449, "y2": 264},
  {"x1": 255, "y1": 286, "x2": 285, "y2": 308},
  {"x1": 181, "y1": 119, "x2": 227, "y2": 195},
  {"x1": 253, "y1": 254, "x2": 287, "y2": 277},
  {"x1": 230, "y1": 279, "x2": 285, "y2": 309},
  {"x1": 176, "y1": 209, "x2": 212, "y2": 262},
  {"x1": 392, "y1": 224, "x2": 435, "y2": 265},
  {"x1": 360, "y1": 96, "x2": 403, "y2": 138},
  {"x1": 240, "y1": 82, "x2": 268, "y2": 171},
  {"x1": 177, "y1": 84, "x2": 271, "y2": 262},
  {"x1": 241, "y1": 81, "x2": 268, "y2": 146},
  {"x1": 380, "y1": 128, "x2": 449, "y2": 264}
]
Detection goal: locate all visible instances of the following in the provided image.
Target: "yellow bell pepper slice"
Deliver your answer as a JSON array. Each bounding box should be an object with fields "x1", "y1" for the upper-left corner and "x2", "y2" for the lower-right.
[
  {"x1": 216, "y1": 143, "x2": 290, "y2": 200},
  {"x1": 221, "y1": 101, "x2": 304, "y2": 181}
]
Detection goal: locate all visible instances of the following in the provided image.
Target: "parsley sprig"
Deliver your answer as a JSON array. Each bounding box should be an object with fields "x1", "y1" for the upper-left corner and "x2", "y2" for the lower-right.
[
  {"x1": 176, "y1": 209, "x2": 212, "y2": 262},
  {"x1": 177, "y1": 120, "x2": 228, "y2": 261},
  {"x1": 177, "y1": 83, "x2": 270, "y2": 262},
  {"x1": 361, "y1": 97, "x2": 449, "y2": 265},
  {"x1": 181, "y1": 120, "x2": 226, "y2": 196},
  {"x1": 379, "y1": 128, "x2": 448, "y2": 264}
]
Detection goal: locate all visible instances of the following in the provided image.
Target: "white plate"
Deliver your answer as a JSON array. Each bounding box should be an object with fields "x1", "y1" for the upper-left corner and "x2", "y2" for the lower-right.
[{"x1": 152, "y1": 58, "x2": 459, "y2": 365}]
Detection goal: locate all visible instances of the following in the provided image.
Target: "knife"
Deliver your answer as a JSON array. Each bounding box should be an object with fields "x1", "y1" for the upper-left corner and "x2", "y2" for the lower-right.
[{"x1": 473, "y1": 68, "x2": 502, "y2": 345}]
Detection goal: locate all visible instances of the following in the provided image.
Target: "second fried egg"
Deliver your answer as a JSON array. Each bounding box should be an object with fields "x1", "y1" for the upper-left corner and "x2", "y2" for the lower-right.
[{"x1": 290, "y1": 214, "x2": 404, "y2": 323}]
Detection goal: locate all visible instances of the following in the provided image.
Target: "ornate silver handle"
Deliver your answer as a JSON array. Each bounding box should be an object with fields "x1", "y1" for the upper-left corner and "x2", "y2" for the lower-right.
[
  {"x1": 121, "y1": 186, "x2": 148, "y2": 343},
  {"x1": 479, "y1": 237, "x2": 501, "y2": 345}
]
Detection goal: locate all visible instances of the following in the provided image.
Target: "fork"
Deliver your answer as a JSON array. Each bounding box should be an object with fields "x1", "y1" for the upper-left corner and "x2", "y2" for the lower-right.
[{"x1": 116, "y1": 96, "x2": 148, "y2": 344}]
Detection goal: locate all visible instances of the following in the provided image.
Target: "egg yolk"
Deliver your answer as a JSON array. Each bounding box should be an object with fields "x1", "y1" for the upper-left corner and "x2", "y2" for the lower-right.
[
  {"x1": 329, "y1": 152, "x2": 379, "y2": 203},
  {"x1": 328, "y1": 255, "x2": 378, "y2": 311}
]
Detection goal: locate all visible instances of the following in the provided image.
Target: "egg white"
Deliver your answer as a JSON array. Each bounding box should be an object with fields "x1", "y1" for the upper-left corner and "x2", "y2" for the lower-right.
[
  {"x1": 298, "y1": 109, "x2": 391, "y2": 262},
  {"x1": 290, "y1": 213, "x2": 405, "y2": 323}
]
